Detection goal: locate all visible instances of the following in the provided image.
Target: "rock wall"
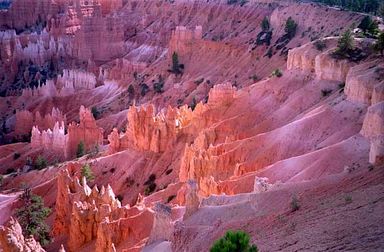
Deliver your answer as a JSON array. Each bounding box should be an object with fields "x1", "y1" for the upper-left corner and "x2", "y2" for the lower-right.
[
  {"x1": 345, "y1": 60, "x2": 384, "y2": 105},
  {"x1": 0, "y1": 217, "x2": 45, "y2": 252},
  {"x1": 169, "y1": 25, "x2": 203, "y2": 56},
  {"x1": 361, "y1": 102, "x2": 384, "y2": 165}
]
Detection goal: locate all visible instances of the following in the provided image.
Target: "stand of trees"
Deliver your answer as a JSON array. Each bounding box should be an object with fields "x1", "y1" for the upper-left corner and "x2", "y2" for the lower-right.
[{"x1": 313, "y1": 0, "x2": 381, "y2": 14}]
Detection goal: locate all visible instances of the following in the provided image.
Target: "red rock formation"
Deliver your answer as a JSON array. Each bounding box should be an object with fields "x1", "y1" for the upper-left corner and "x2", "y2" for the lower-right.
[
  {"x1": 53, "y1": 165, "x2": 153, "y2": 252},
  {"x1": 147, "y1": 203, "x2": 173, "y2": 246},
  {"x1": 0, "y1": 217, "x2": 45, "y2": 252},
  {"x1": 30, "y1": 105, "x2": 103, "y2": 159},
  {"x1": 183, "y1": 180, "x2": 200, "y2": 220},
  {"x1": 15, "y1": 107, "x2": 66, "y2": 137}
]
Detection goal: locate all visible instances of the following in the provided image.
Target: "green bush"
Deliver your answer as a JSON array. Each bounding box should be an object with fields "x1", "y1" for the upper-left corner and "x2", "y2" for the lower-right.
[
  {"x1": 314, "y1": 39, "x2": 327, "y2": 51},
  {"x1": 271, "y1": 69, "x2": 283, "y2": 78},
  {"x1": 35, "y1": 155, "x2": 47, "y2": 170},
  {"x1": 210, "y1": 230, "x2": 258, "y2": 252},
  {"x1": 81, "y1": 163, "x2": 95, "y2": 182},
  {"x1": 76, "y1": 141, "x2": 85, "y2": 158},
  {"x1": 290, "y1": 195, "x2": 300, "y2": 212},
  {"x1": 16, "y1": 188, "x2": 51, "y2": 246}
]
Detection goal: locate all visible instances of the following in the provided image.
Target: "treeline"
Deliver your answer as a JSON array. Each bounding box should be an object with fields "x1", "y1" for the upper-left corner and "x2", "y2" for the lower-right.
[{"x1": 312, "y1": 0, "x2": 383, "y2": 14}]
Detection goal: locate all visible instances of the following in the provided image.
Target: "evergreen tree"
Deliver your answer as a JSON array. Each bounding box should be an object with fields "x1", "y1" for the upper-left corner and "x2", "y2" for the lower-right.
[
  {"x1": 261, "y1": 16, "x2": 270, "y2": 31},
  {"x1": 210, "y1": 230, "x2": 258, "y2": 252},
  {"x1": 285, "y1": 17, "x2": 298, "y2": 39},
  {"x1": 81, "y1": 163, "x2": 95, "y2": 182},
  {"x1": 172, "y1": 52, "x2": 181, "y2": 74},
  {"x1": 374, "y1": 31, "x2": 384, "y2": 56},
  {"x1": 76, "y1": 141, "x2": 85, "y2": 158},
  {"x1": 336, "y1": 29, "x2": 354, "y2": 55},
  {"x1": 15, "y1": 188, "x2": 51, "y2": 246}
]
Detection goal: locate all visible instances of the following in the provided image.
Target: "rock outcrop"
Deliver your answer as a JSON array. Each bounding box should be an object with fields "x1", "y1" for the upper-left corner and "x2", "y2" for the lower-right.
[
  {"x1": 361, "y1": 102, "x2": 384, "y2": 165},
  {"x1": 53, "y1": 165, "x2": 154, "y2": 252},
  {"x1": 0, "y1": 217, "x2": 45, "y2": 252},
  {"x1": 345, "y1": 60, "x2": 384, "y2": 105},
  {"x1": 31, "y1": 106, "x2": 103, "y2": 159},
  {"x1": 147, "y1": 203, "x2": 173, "y2": 245},
  {"x1": 15, "y1": 107, "x2": 66, "y2": 137},
  {"x1": 183, "y1": 180, "x2": 200, "y2": 220}
]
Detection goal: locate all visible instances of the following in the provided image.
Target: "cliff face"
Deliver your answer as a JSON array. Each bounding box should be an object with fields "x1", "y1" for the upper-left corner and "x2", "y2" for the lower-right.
[{"x1": 0, "y1": 217, "x2": 45, "y2": 252}]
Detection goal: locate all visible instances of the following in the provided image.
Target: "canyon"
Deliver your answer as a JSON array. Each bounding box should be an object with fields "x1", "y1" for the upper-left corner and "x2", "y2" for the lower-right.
[{"x1": 0, "y1": 0, "x2": 383, "y2": 252}]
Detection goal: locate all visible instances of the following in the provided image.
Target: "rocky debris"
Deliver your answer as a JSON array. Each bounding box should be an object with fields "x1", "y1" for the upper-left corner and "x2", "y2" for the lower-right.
[
  {"x1": 0, "y1": 217, "x2": 45, "y2": 252},
  {"x1": 361, "y1": 102, "x2": 384, "y2": 165},
  {"x1": 183, "y1": 180, "x2": 200, "y2": 220},
  {"x1": 253, "y1": 177, "x2": 272, "y2": 193},
  {"x1": 147, "y1": 203, "x2": 173, "y2": 245}
]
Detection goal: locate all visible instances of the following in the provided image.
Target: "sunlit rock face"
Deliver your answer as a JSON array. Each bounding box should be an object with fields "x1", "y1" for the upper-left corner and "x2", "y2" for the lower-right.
[{"x1": 0, "y1": 218, "x2": 45, "y2": 252}]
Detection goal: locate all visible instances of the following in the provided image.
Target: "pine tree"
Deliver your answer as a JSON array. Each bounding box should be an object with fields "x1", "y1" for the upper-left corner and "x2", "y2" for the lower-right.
[
  {"x1": 261, "y1": 16, "x2": 270, "y2": 31},
  {"x1": 76, "y1": 141, "x2": 85, "y2": 158},
  {"x1": 81, "y1": 163, "x2": 95, "y2": 182},
  {"x1": 336, "y1": 29, "x2": 354, "y2": 56},
  {"x1": 285, "y1": 17, "x2": 297, "y2": 39},
  {"x1": 210, "y1": 230, "x2": 258, "y2": 252},
  {"x1": 172, "y1": 52, "x2": 181, "y2": 74},
  {"x1": 15, "y1": 188, "x2": 51, "y2": 246},
  {"x1": 374, "y1": 31, "x2": 384, "y2": 56}
]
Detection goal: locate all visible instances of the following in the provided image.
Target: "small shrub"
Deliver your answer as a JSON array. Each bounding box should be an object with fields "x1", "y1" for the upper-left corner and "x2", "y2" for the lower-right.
[
  {"x1": 290, "y1": 195, "x2": 300, "y2": 212},
  {"x1": 321, "y1": 89, "x2": 333, "y2": 97},
  {"x1": 127, "y1": 84, "x2": 135, "y2": 95},
  {"x1": 35, "y1": 155, "x2": 47, "y2": 170},
  {"x1": 249, "y1": 74, "x2": 259, "y2": 82},
  {"x1": 194, "y1": 78, "x2": 205, "y2": 85},
  {"x1": 140, "y1": 83, "x2": 149, "y2": 96},
  {"x1": 189, "y1": 97, "x2": 197, "y2": 111},
  {"x1": 344, "y1": 195, "x2": 352, "y2": 204},
  {"x1": 314, "y1": 39, "x2": 327, "y2": 51},
  {"x1": 116, "y1": 194, "x2": 124, "y2": 202},
  {"x1": 81, "y1": 163, "x2": 95, "y2": 182},
  {"x1": 13, "y1": 152, "x2": 21, "y2": 160},
  {"x1": 0, "y1": 175, "x2": 3, "y2": 186},
  {"x1": 6, "y1": 168, "x2": 15, "y2": 174},
  {"x1": 210, "y1": 230, "x2": 258, "y2": 252},
  {"x1": 76, "y1": 141, "x2": 85, "y2": 158},
  {"x1": 165, "y1": 169, "x2": 173, "y2": 175},
  {"x1": 144, "y1": 182, "x2": 157, "y2": 196},
  {"x1": 167, "y1": 194, "x2": 176, "y2": 203},
  {"x1": 91, "y1": 106, "x2": 100, "y2": 119},
  {"x1": 271, "y1": 69, "x2": 283, "y2": 78}
]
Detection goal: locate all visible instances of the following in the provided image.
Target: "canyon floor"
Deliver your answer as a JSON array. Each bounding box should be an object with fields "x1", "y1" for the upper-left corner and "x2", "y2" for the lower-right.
[{"x1": 0, "y1": 0, "x2": 383, "y2": 252}]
